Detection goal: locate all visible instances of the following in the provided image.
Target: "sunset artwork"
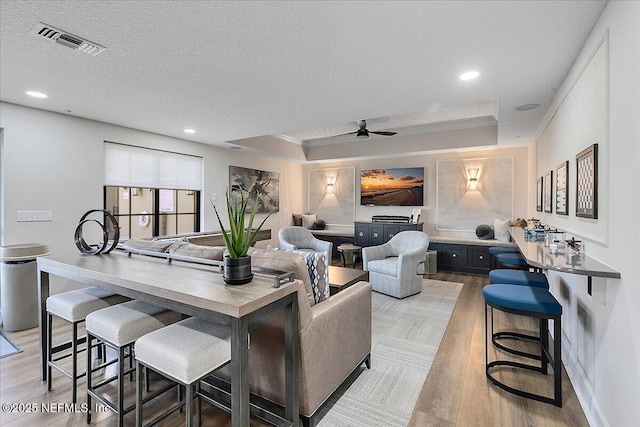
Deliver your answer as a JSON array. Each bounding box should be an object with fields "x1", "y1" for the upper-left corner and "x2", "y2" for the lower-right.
[{"x1": 360, "y1": 167, "x2": 424, "y2": 206}]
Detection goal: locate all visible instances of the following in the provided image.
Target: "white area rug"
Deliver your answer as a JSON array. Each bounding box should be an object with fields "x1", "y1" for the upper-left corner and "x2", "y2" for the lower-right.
[{"x1": 316, "y1": 279, "x2": 463, "y2": 427}]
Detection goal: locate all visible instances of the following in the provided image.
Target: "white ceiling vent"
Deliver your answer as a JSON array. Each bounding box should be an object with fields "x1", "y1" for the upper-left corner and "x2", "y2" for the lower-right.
[{"x1": 30, "y1": 22, "x2": 106, "y2": 56}]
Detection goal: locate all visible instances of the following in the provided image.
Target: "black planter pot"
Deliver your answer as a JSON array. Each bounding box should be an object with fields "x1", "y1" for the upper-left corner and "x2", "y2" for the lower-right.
[{"x1": 223, "y1": 255, "x2": 253, "y2": 285}]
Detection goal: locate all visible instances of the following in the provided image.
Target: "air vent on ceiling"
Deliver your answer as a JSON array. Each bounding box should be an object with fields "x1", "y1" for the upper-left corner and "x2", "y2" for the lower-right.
[{"x1": 30, "y1": 22, "x2": 106, "y2": 56}]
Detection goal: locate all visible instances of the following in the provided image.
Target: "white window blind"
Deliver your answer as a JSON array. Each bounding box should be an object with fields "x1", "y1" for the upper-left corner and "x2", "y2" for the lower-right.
[{"x1": 104, "y1": 143, "x2": 202, "y2": 190}]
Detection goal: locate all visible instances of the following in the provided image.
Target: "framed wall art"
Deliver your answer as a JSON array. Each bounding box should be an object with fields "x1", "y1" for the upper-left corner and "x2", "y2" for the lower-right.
[
  {"x1": 544, "y1": 171, "x2": 553, "y2": 213},
  {"x1": 229, "y1": 166, "x2": 279, "y2": 213},
  {"x1": 576, "y1": 143, "x2": 598, "y2": 219},
  {"x1": 536, "y1": 177, "x2": 543, "y2": 212},
  {"x1": 555, "y1": 161, "x2": 569, "y2": 215}
]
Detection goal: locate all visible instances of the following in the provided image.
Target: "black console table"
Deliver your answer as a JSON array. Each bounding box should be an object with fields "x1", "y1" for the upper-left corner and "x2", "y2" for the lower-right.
[{"x1": 354, "y1": 221, "x2": 424, "y2": 247}]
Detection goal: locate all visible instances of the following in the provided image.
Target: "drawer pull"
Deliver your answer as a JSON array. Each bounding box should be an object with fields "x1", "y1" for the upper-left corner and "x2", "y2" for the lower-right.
[
  {"x1": 479, "y1": 255, "x2": 484, "y2": 259},
  {"x1": 359, "y1": 232, "x2": 363, "y2": 237},
  {"x1": 373, "y1": 232, "x2": 378, "y2": 238},
  {"x1": 452, "y1": 254, "x2": 457, "y2": 258},
  {"x1": 389, "y1": 234, "x2": 394, "y2": 238}
]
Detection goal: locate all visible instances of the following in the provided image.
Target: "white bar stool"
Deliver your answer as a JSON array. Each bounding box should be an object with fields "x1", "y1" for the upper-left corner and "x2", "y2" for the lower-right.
[
  {"x1": 85, "y1": 300, "x2": 182, "y2": 426},
  {"x1": 46, "y1": 287, "x2": 128, "y2": 403},
  {"x1": 134, "y1": 317, "x2": 232, "y2": 427}
]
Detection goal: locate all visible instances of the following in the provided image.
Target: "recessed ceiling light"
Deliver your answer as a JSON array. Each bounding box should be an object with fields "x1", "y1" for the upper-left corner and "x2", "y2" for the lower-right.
[
  {"x1": 184, "y1": 129, "x2": 196, "y2": 134},
  {"x1": 26, "y1": 91, "x2": 47, "y2": 98},
  {"x1": 515, "y1": 103, "x2": 541, "y2": 111},
  {"x1": 459, "y1": 71, "x2": 479, "y2": 81}
]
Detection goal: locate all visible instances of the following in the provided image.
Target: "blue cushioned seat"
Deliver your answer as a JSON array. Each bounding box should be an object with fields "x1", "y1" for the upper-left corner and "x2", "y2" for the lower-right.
[
  {"x1": 483, "y1": 283, "x2": 563, "y2": 407},
  {"x1": 496, "y1": 252, "x2": 528, "y2": 267},
  {"x1": 488, "y1": 246, "x2": 520, "y2": 256},
  {"x1": 483, "y1": 284, "x2": 562, "y2": 315},
  {"x1": 489, "y1": 270, "x2": 549, "y2": 288}
]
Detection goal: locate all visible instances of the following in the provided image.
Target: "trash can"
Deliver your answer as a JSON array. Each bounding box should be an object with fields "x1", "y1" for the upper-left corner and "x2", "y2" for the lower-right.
[{"x1": 0, "y1": 243, "x2": 50, "y2": 332}]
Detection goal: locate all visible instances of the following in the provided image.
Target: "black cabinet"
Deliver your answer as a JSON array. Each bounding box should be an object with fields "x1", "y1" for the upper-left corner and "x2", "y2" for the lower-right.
[
  {"x1": 354, "y1": 221, "x2": 424, "y2": 247},
  {"x1": 428, "y1": 242, "x2": 498, "y2": 275}
]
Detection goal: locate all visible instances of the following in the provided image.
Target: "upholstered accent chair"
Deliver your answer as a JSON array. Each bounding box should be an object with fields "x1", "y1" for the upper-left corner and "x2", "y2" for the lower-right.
[
  {"x1": 362, "y1": 230, "x2": 430, "y2": 298},
  {"x1": 278, "y1": 226, "x2": 333, "y2": 261}
]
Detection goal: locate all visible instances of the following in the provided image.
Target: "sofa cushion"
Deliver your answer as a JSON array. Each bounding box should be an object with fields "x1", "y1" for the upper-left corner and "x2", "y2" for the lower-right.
[
  {"x1": 167, "y1": 242, "x2": 225, "y2": 260},
  {"x1": 293, "y1": 250, "x2": 329, "y2": 304},
  {"x1": 248, "y1": 248, "x2": 316, "y2": 307},
  {"x1": 367, "y1": 257, "x2": 399, "y2": 277},
  {"x1": 121, "y1": 239, "x2": 174, "y2": 253}
]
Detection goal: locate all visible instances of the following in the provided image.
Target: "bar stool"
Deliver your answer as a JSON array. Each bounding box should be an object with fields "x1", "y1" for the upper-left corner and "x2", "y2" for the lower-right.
[
  {"x1": 46, "y1": 287, "x2": 128, "y2": 403},
  {"x1": 483, "y1": 284, "x2": 562, "y2": 407},
  {"x1": 489, "y1": 269, "x2": 549, "y2": 288},
  {"x1": 134, "y1": 317, "x2": 232, "y2": 427},
  {"x1": 488, "y1": 246, "x2": 520, "y2": 256},
  {"x1": 496, "y1": 252, "x2": 529, "y2": 270},
  {"x1": 488, "y1": 269, "x2": 549, "y2": 358},
  {"x1": 85, "y1": 300, "x2": 182, "y2": 426}
]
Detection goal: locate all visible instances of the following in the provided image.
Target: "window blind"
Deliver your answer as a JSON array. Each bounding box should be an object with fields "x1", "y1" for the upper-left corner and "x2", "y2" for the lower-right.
[{"x1": 104, "y1": 142, "x2": 203, "y2": 190}]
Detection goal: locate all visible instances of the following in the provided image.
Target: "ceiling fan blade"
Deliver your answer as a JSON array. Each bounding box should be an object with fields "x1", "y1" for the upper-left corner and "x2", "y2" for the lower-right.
[
  {"x1": 334, "y1": 130, "x2": 359, "y2": 137},
  {"x1": 371, "y1": 131, "x2": 397, "y2": 136}
]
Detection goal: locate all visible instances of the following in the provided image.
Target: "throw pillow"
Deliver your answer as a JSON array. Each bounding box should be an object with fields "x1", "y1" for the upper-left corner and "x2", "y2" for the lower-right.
[
  {"x1": 475, "y1": 224, "x2": 494, "y2": 240},
  {"x1": 301, "y1": 213, "x2": 317, "y2": 229},
  {"x1": 494, "y1": 218, "x2": 511, "y2": 242},
  {"x1": 248, "y1": 248, "x2": 316, "y2": 306},
  {"x1": 293, "y1": 250, "x2": 329, "y2": 304},
  {"x1": 292, "y1": 213, "x2": 302, "y2": 227},
  {"x1": 167, "y1": 242, "x2": 226, "y2": 260},
  {"x1": 312, "y1": 219, "x2": 326, "y2": 230}
]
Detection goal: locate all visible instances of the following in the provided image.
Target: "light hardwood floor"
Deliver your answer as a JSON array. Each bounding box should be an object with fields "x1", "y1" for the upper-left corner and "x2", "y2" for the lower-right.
[
  {"x1": 409, "y1": 271, "x2": 589, "y2": 427},
  {"x1": 0, "y1": 270, "x2": 589, "y2": 426}
]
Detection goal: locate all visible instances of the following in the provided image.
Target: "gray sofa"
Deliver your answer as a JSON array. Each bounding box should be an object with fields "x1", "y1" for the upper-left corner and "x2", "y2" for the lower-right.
[{"x1": 121, "y1": 240, "x2": 372, "y2": 426}]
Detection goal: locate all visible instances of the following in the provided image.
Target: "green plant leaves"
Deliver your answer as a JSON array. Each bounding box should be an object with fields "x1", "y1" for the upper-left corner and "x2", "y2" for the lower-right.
[{"x1": 212, "y1": 187, "x2": 272, "y2": 258}]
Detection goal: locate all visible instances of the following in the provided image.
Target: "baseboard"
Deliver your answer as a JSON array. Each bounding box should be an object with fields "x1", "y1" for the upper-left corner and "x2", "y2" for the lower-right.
[{"x1": 562, "y1": 335, "x2": 608, "y2": 427}]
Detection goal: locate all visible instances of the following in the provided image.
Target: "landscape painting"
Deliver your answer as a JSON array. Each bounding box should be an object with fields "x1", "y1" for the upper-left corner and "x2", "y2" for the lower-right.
[
  {"x1": 360, "y1": 167, "x2": 424, "y2": 206},
  {"x1": 229, "y1": 166, "x2": 279, "y2": 213}
]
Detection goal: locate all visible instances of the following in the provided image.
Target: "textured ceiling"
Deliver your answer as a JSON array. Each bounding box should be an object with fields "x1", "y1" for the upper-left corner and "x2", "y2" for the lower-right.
[{"x1": 0, "y1": 1, "x2": 606, "y2": 160}]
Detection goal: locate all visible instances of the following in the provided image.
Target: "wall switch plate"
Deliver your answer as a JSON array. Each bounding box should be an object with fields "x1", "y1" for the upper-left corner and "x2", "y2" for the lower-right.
[{"x1": 17, "y1": 210, "x2": 53, "y2": 222}]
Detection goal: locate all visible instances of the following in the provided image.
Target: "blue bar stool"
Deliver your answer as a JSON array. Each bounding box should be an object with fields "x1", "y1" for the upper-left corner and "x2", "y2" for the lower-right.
[
  {"x1": 488, "y1": 269, "x2": 549, "y2": 358},
  {"x1": 488, "y1": 246, "x2": 520, "y2": 256},
  {"x1": 496, "y1": 252, "x2": 529, "y2": 270},
  {"x1": 489, "y1": 269, "x2": 548, "y2": 288},
  {"x1": 483, "y1": 284, "x2": 563, "y2": 407}
]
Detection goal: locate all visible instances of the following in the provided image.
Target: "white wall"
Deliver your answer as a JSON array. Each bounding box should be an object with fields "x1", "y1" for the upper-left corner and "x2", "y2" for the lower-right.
[
  {"x1": 0, "y1": 102, "x2": 302, "y2": 293},
  {"x1": 302, "y1": 145, "x2": 529, "y2": 238},
  {"x1": 531, "y1": 2, "x2": 640, "y2": 425}
]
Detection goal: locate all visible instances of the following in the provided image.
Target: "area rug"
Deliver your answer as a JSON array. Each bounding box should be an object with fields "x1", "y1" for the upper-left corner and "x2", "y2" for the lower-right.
[
  {"x1": 316, "y1": 279, "x2": 463, "y2": 427},
  {"x1": 0, "y1": 331, "x2": 22, "y2": 359}
]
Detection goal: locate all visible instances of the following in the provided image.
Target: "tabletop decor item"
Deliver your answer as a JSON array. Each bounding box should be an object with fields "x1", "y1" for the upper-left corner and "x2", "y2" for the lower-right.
[
  {"x1": 74, "y1": 209, "x2": 119, "y2": 255},
  {"x1": 213, "y1": 187, "x2": 272, "y2": 285}
]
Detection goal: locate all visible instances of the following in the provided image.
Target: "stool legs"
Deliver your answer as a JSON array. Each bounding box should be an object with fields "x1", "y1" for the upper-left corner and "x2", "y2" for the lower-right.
[{"x1": 485, "y1": 303, "x2": 562, "y2": 407}]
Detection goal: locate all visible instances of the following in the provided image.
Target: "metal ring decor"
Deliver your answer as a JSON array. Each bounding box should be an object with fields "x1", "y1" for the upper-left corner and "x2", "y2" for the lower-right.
[{"x1": 74, "y1": 209, "x2": 120, "y2": 255}]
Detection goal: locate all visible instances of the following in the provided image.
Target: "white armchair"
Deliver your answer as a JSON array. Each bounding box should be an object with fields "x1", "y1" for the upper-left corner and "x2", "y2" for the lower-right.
[
  {"x1": 278, "y1": 226, "x2": 333, "y2": 261},
  {"x1": 362, "y1": 231, "x2": 430, "y2": 298}
]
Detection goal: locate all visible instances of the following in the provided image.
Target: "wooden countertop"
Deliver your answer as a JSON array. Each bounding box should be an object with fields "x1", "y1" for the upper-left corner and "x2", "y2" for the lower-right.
[{"x1": 37, "y1": 251, "x2": 299, "y2": 318}]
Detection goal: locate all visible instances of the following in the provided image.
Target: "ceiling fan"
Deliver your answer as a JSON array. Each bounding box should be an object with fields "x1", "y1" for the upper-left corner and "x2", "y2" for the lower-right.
[{"x1": 337, "y1": 120, "x2": 397, "y2": 139}]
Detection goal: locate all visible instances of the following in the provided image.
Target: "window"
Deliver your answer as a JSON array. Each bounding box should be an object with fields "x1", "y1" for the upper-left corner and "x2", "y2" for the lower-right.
[
  {"x1": 103, "y1": 142, "x2": 204, "y2": 240},
  {"x1": 104, "y1": 187, "x2": 200, "y2": 240}
]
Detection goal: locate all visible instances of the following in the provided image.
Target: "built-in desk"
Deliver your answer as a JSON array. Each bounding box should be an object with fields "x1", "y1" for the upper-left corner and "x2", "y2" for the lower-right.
[{"x1": 509, "y1": 227, "x2": 620, "y2": 303}]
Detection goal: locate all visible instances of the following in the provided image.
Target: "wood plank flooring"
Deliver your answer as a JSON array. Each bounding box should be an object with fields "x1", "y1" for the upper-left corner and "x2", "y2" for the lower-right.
[
  {"x1": 409, "y1": 271, "x2": 589, "y2": 427},
  {"x1": 0, "y1": 270, "x2": 589, "y2": 426}
]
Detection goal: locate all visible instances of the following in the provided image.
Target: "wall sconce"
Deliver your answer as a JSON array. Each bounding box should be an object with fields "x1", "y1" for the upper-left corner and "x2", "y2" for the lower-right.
[
  {"x1": 326, "y1": 176, "x2": 335, "y2": 194},
  {"x1": 467, "y1": 168, "x2": 480, "y2": 191}
]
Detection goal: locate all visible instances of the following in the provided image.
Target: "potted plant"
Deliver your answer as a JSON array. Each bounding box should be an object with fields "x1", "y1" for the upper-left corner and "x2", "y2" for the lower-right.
[{"x1": 212, "y1": 186, "x2": 272, "y2": 285}]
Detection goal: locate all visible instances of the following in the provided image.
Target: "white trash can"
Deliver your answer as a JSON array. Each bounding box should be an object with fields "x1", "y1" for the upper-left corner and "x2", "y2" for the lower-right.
[{"x1": 0, "y1": 243, "x2": 50, "y2": 331}]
